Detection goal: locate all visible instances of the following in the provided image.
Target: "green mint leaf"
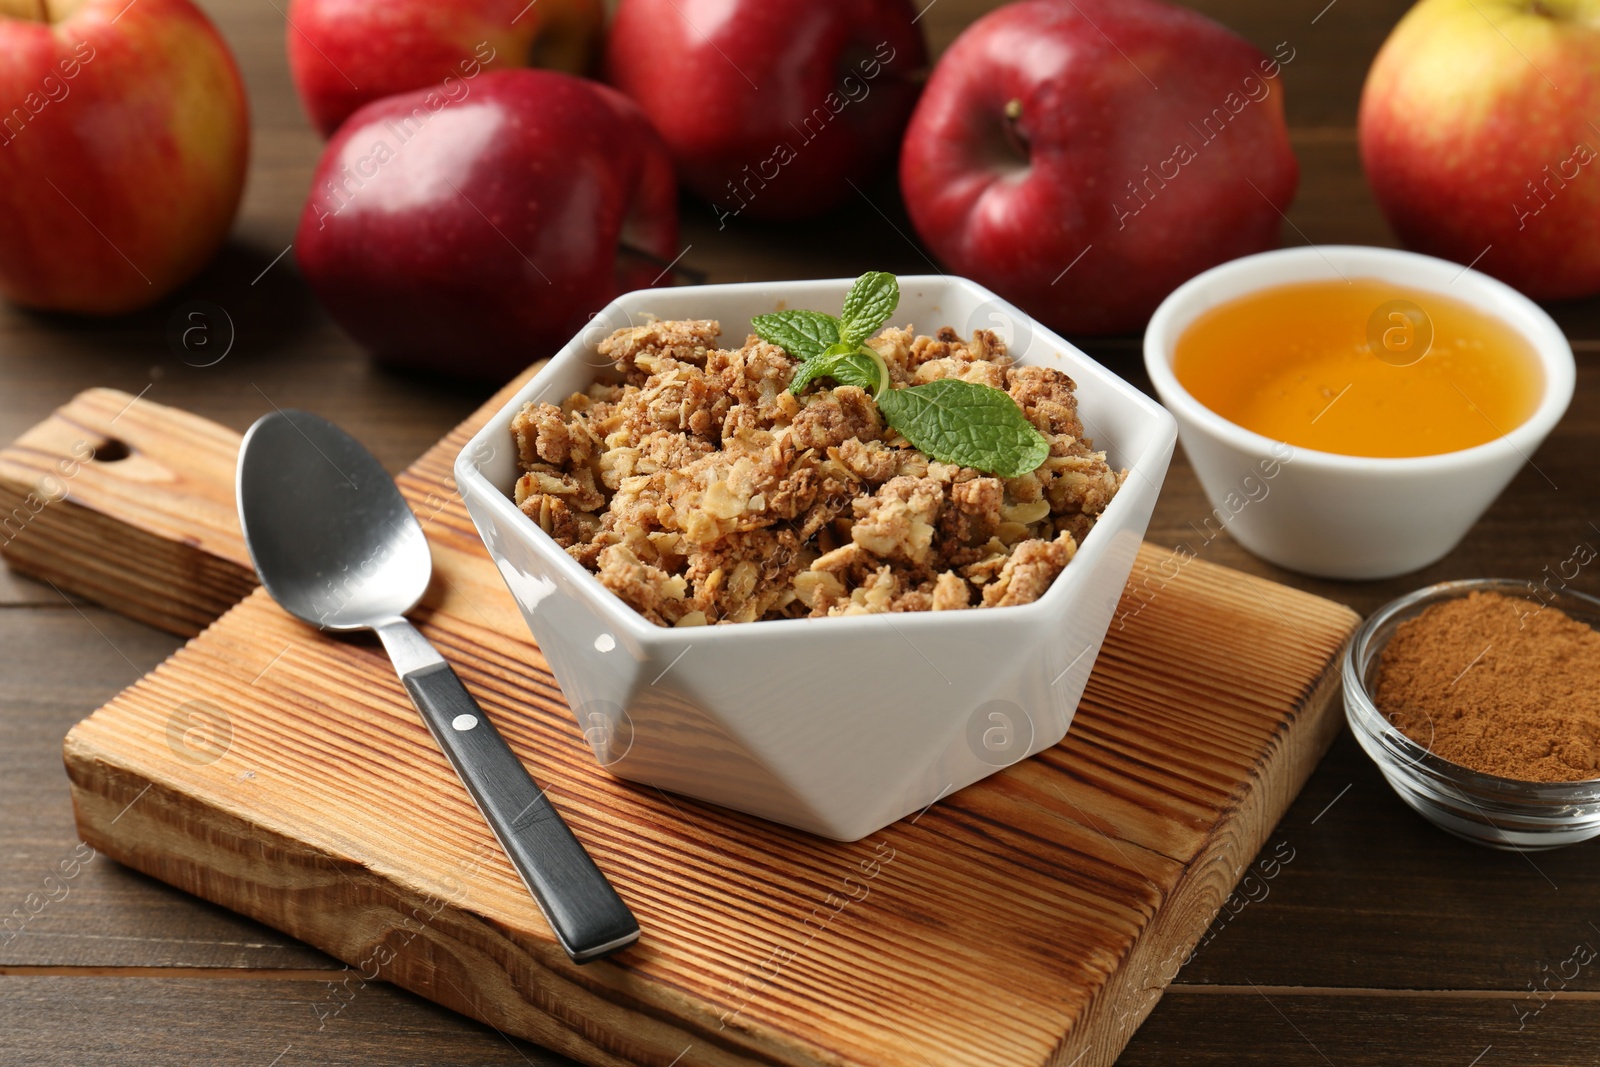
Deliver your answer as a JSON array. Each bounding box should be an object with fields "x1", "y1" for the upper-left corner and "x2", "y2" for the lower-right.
[
  {"x1": 789, "y1": 344, "x2": 882, "y2": 394},
  {"x1": 838, "y1": 272, "x2": 899, "y2": 347},
  {"x1": 876, "y1": 378, "x2": 1050, "y2": 478},
  {"x1": 752, "y1": 310, "x2": 841, "y2": 361}
]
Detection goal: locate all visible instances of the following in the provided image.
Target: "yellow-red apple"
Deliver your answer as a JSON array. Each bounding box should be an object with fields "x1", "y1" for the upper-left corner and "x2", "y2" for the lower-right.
[
  {"x1": 0, "y1": 0, "x2": 248, "y2": 314},
  {"x1": 1361, "y1": 0, "x2": 1600, "y2": 299}
]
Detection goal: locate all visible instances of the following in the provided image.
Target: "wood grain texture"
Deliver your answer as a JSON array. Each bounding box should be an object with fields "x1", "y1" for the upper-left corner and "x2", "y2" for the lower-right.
[
  {"x1": 0, "y1": 609, "x2": 337, "y2": 972},
  {"x1": 0, "y1": 368, "x2": 545, "y2": 635},
  {"x1": 23, "y1": 384, "x2": 1360, "y2": 1067},
  {"x1": 10, "y1": 0, "x2": 1595, "y2": 1063},
  {"x1": 0, "y1": 389, "x2": 254, "y2": 636},
  {"x1": 8, "y1": 977, "x2": 1598, "y2": 1067},
  {"x1": 1169, "y1": 729, "x2": 1600, "y2": 994},
  {"x1": 0, "y1": 975, "x2": 563, "y2": 1065},
  {"x1": 1123, "y1": 986, "x2": 1600, "y2": 1066}
]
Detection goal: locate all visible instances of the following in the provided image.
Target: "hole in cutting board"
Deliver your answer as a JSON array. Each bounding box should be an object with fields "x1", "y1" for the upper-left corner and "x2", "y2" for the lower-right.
[{"x1": 90, "y1": 438, "x2": 131, "y2": 462}]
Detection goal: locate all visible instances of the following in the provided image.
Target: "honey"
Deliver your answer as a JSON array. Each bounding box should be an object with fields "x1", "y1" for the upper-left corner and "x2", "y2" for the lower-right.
[{"x1": 1172, "y1": 278, "x2": 1545, "y2": 458}]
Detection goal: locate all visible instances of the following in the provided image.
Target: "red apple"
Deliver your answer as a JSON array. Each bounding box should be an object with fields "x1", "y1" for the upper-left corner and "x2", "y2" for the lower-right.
[
  {"x1": 605, "y1": 0, "x2": 926, "y2": 223},
  {"x1": 295, "y1": 69, "x2": 678, "y2": 379},
  {"x1": 1361, "y1": 0, "x2": 1600, "y2": 300},
  {"x1": 286, "y1": 0, "x2": 604, "y2": 138},
  {"x1": 900, "y1": 0, "x2": 1299, "y2": 335},
  {"x1": 0, "y1": 0, "x2": 248, "y2": 315}
]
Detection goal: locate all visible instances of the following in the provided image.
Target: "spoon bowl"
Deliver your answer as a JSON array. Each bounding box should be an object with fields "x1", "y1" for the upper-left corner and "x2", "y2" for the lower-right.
[{"x1": 237, "y1": 409, "x2": 429, "y2": 630}]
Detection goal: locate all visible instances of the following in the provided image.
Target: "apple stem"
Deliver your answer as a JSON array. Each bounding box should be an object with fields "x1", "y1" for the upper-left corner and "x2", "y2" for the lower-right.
[
  {"x1": 34, "y1": 0, "x2": 47, "y2": 21},
  {"x1": 1002, "y1": 98, "x2": 1031, "y2": 161}
]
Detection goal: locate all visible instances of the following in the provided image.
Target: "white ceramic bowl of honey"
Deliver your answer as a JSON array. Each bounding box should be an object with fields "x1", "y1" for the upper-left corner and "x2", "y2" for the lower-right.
[{"x1": 1144, "y1": 245, "x2": 1575, "y2": 580}]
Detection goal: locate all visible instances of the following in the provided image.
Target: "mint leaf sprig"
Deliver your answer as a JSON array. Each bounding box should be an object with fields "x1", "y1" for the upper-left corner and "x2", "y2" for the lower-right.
[
  {"x1": 877, "y1": 380, "x2": 1050, "y2": 478},
  {"x1": 752, "y1": 272, "x2": 1050, "y2": 479},
  {"x1": 752, "y1": 271, "x2": 897, "y2": 375}
]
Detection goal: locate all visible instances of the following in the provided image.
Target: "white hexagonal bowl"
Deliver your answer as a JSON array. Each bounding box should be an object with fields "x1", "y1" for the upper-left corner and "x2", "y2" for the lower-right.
[{"x1": 454, "y1": 275, "x2": 1176, "y2": 841}]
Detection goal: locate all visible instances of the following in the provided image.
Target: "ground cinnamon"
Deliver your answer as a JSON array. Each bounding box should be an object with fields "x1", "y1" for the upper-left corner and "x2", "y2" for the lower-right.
[{"x1": 1373, "y1": 591, "x2": 1600, "y2": 782}]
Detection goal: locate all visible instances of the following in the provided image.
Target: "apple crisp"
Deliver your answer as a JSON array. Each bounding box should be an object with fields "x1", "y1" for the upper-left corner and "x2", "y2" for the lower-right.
[{"x1": 509, "y1": 320, "x2": 1126, "y2": 625}]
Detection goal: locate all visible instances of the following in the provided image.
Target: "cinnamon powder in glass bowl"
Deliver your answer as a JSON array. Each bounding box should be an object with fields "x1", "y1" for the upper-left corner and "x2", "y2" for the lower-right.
[
  {"x1": 1344, "y1": 579, "x2": 1600, "y2": 851},
  {"x1": 1374, "y1": 590, "x2": 1600, "y2": 782}
]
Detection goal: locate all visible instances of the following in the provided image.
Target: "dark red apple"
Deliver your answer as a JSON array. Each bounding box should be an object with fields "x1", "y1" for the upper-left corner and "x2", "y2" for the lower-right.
[
  {"x1": 295, "y1": 69, "x2": 678, "y2": 378},
  {"x1": 605, "y1": 0, "x2": 926, "y2": 223},
  {"x1": 900, "y1": 0, "x2": 1299, "y2": 335},
  {"x1": 287, "y1": 0, "x2": 604, "y2": 138},
  {"x1": 0, "y1": 0, "x2": 248, "y2": 314}
]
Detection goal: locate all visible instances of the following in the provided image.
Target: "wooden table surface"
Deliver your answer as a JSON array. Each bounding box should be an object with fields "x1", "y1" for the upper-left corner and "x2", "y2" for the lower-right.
[{"x1": 4, "y1": 1, "x2": 1597, "y2": 1064}]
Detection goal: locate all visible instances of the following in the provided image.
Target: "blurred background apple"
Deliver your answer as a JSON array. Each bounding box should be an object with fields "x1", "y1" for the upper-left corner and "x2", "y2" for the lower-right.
[
  {"x1": 286, "y1": 0, "x2": 604, "y2": 137},
  {"x1": 605, "y1": 0, "x2": 926, "y2": 222},
  {"x1": 900, "y1": 0, "x2": 1298, "y2": 336},
  {"x1": 0, "y1": 0, "x2": 249, "y2": 315},
  {"x1": 294, "y1": 69, "x2": 678, "y2": 379},
  {"x1": 1360, "y1": 0, "x2": 1600, "y2": 300}
]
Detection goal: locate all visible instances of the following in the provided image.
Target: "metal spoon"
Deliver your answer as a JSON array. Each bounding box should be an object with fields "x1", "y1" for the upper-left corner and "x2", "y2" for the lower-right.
[{"x1": 236, "y1": 408, "x2": 639, "y2": 963}]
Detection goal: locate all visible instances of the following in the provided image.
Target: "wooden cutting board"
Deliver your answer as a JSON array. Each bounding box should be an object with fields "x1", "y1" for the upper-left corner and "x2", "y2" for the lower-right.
[{"x1": 0, "y1": 380, "x2": 1359, "y2": 1067}]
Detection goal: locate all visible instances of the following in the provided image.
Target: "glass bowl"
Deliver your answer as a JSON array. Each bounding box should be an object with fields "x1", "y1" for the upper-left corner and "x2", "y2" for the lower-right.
[{"x1": 1344, "y1": 578, "x2": 1600, "y2": 851}]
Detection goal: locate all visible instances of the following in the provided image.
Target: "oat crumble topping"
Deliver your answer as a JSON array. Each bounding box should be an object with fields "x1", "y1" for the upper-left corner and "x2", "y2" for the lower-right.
[{"x1": 509, "y1": 320, "x2": 1127, "y2": 625}]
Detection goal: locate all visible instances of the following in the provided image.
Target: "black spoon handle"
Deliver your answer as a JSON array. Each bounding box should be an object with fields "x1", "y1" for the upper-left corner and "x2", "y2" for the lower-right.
[{"x1": 391, "y1": 647, "x2": 639, "y2": 962}]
